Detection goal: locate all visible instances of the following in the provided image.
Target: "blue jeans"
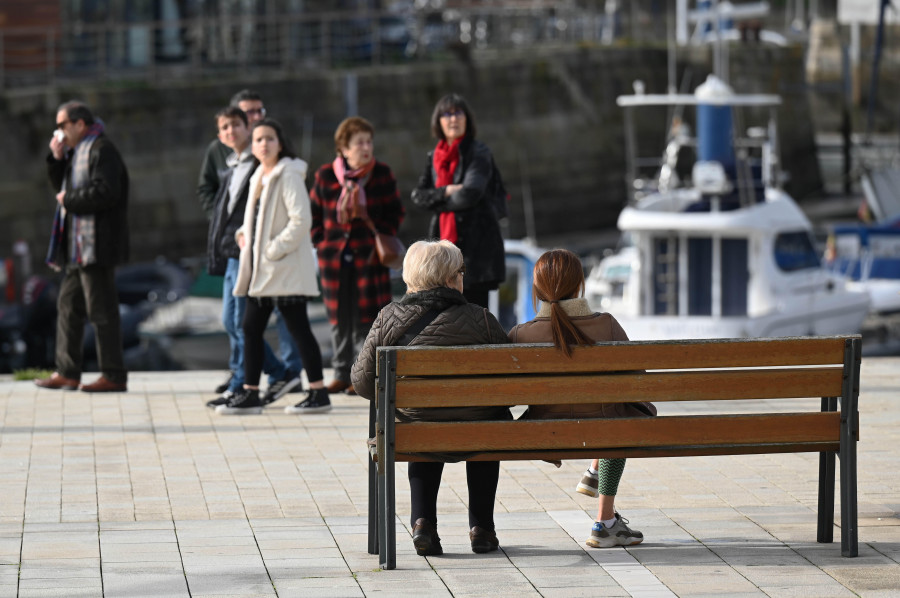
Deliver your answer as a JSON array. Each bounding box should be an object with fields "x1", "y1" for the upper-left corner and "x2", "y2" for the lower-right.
[
  {"x1": 274, "y1": 307, "x2": 304, "y2": 378},
  {"x1": 222, "y1": 258, "x2": 286, "y2": 391}
]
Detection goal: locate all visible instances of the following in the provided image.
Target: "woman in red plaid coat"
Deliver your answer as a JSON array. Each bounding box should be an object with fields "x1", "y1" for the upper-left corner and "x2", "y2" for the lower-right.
[{"x1": 310, "y1": 117, "x2": 405, "y2": 394}]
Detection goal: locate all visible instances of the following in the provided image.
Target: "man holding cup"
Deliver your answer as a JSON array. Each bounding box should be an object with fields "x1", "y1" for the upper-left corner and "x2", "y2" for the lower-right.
[{"x1": 35, "y1": 100, "x2": 130, "y2": 393}]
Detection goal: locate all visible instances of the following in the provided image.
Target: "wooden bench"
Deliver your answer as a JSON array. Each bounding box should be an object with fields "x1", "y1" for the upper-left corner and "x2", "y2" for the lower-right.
[{"x1": 366, "y1": 335, "x2": 861, "y2": 569}]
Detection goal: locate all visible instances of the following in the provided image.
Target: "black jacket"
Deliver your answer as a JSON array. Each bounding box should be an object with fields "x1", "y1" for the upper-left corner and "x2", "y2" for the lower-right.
[
  {"x1": 207, "y1": 156, "x2": 259, "y2": 276},
  {"x1": 197, "y1": 138, "x2": 232, "y2": 221},
  {"x1": 410, "y1": 136, "x2": 506, "y2": 289},
  {"x1": 46, "y1": 134, "x2": 129, "y2": 267}
]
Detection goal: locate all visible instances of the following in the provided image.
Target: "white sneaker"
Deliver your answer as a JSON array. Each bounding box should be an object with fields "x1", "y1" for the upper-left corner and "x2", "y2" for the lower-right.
[
  {"x1": 586, "y1": 513, "x2": 643, "y2": 548},
  {"x1": 576, "y1": 469, "x2": 600, "y2": 497}
]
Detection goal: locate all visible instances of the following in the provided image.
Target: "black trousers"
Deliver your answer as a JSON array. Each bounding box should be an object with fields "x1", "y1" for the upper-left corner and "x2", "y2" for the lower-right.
[
  {"x1": 56, "y1": 264, "x2": 126, "y2": 383},
  {"x1": 242, "y1": 297, "x2": 323, "y2": 387},
  {"x1": 330, "y1": 259, "x2": 371, "y2": 384},
  {"x1": 408, "y1": 460, "x2": 501, "y2": 531}
]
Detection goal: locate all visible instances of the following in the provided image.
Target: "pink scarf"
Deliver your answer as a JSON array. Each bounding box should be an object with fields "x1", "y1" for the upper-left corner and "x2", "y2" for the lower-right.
[
  {"x1": 333, "y1": 156, "x2": 375, "y2": 226},
  {"x1": 433, "y1": 138, "x2": 462, "y2": 243}
]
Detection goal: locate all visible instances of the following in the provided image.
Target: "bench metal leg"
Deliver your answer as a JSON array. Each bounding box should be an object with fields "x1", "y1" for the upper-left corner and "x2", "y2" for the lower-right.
[
  {"x1": 839, "y1": 338, "x2": 860, "y2": 557},
  {"x1": 817, "y1": 397, "x2": 837, "y2": 544},
  {"x1": 367, "y1": 401, "x2": 379, "y2": 555},
  {"x1": 840, "y1": 421, "x2": 858, "y2": 557},
  {"x1": 377, "y1": 350, "x2": 398, "y2": 570}
]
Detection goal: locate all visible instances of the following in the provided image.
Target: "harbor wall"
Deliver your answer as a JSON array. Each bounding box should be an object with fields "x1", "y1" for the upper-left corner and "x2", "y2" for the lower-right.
[{"x1": 0, "y1": 45, "x2": 820, "y2": 271}]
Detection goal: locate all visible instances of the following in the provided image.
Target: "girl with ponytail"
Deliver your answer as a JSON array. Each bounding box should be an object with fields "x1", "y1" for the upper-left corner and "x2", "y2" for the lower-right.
[{"x1": 508, "y1": 249, "x2": 656, "y2": 549}]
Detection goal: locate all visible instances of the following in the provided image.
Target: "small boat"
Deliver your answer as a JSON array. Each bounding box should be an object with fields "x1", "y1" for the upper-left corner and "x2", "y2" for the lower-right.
[
  {"x1": 826, "y1": 217, "x2": 900, "y2": 353},
  {"x1": 585, "y1": 75, "x2": 870, "y2": 340}
]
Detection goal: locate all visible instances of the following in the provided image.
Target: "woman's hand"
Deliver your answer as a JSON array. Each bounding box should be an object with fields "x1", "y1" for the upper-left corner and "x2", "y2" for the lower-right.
[
  {"x1": 444, "y1": 184, "x2": 462, "y2": 197},
  {"x1": 237, "y1": 232, "x2": 246, "y2": 249}
]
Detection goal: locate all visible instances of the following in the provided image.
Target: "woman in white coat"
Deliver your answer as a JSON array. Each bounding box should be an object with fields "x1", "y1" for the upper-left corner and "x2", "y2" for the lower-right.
[{"x1": 217, "y1": 118, "x2": 330, "y2": 415}]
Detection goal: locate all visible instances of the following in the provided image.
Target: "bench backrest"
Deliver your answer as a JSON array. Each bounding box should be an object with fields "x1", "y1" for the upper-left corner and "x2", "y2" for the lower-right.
[{"x1": 375, "y1": 336, "x2": 861, "y2": 462}]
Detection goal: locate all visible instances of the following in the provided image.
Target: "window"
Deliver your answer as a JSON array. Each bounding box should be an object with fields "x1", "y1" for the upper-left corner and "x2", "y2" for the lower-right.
[{"x1": 774, "y1": 232, "x2": 821, "y2": 272}]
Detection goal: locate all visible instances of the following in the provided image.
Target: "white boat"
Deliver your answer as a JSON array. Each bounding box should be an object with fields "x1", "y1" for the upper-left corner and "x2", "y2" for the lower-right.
[{"x1": 585, "y1": 75, "x2": 870, "y2": 340}]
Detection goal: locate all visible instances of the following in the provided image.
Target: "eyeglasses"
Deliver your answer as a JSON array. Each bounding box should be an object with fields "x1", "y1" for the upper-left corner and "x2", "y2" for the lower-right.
[
  {"x1": 245, "y1": 107, "x2": 266, "y2": 117},
  {"x1": 55, "y1": 120, "x2": 71, "y2": 130},
  {"x1": 458, "y1": 266, "x2": 466, "y2": 275},
  {"x1": 440, "y1": 110, "x2": 464, "y2": 119}
]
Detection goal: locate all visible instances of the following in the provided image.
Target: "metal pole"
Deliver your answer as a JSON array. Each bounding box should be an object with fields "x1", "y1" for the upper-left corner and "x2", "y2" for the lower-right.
[{"x1": 865, "y1": 0, "x2": 890, "y2": 141}]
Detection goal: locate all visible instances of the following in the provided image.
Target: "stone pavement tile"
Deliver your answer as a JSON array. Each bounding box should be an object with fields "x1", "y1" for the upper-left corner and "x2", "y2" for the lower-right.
[
  {"x1": 710, "y1": 545, "x2": 811, "y2": 567},
  {"x1": 185, "y1": 573, "x2": 276, "y2": 596},
  {"x1": 505, "y1": 546, "x2": 597, "y2": 569},
  {"x1": 823, "y1": 564, "x2": 900, "y2": 594},
  {"x1": 99, "y1": 520, "x2": 174, "y2": 532},
  {"x1": 647, "y1": 564, "x2": 763, "y2": 596},
  {"x1": 264, "y1": 556, "x2": 349, "y2": 577},
  {"x1": 0, "y1": 537, "x2": 20, "y2": 566},
  {"x1": 17, "y1": 588, "x2": 100, "y2": 598},
  {"x1": 101, "y1": 529, "x2": 178, "y2": 543},
  {"x1": 0, "y1": 586, "x2": 14, "y2": 598},
  {"x1": 17, "y1": 577, "x2": 102, "y2": 591},
  {"x1": 20, "y1": 533, "x2": 99, "y2": 560},
  {"x1": 100, "y1": 542, "x2": 184, "y2": 563},
  {"x1": 102, "y1": 573, "x2": 190, "y2": 598},
  {"x1": 447, "y1": 584, "x2": 541, "y2": 598},
  {"x1": 273, "y1": 578, "x2": 364, "y2": 598},
  {"x1": 757, "y1": 585, "x2": 857, "y2": 598},
  {"x1": 18, "y1": 565, "x2": 97, "y2": 580}
]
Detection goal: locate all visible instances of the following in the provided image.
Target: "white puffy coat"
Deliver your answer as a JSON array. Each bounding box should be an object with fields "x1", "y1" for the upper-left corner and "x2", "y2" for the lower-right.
[{"x1": 233, "y1": 157, "x2": 320, "y2": 298}]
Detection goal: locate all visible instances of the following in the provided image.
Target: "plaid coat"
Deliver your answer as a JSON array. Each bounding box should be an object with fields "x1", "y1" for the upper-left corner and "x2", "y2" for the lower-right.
[{"x1": 310, "y1": 160, "x2": 404, "y2": 326}]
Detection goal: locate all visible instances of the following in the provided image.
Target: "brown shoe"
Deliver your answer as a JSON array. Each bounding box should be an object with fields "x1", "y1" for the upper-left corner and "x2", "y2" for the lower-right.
[
  {"x1": 326, "y1": 380, "x2": 351, "y2": 393},
  {"x1": 412, "y1": 518, "x2": 443, "y2": 556},
  {"x1": 79, "y1": 376, "x2": 127, "y2": 393},
  {"x1": 345, "y1": 385, "x2": 356, "y2": 396},
  {"x1": 469, "y1": 526, "x2": 499, "y2": 554},
  {"x1": 35, "y1": 372, "x2": 80, "y2": 390}
]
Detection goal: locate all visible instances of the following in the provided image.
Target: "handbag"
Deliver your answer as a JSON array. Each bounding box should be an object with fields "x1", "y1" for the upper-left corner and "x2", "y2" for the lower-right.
[{"x1": 367, "y1": 221, "x2": 405, "y2": 270}]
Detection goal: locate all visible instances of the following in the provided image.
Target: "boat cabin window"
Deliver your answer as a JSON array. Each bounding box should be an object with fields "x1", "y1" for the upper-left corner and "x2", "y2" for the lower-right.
[
  {"x1": 652, "y1": 235, "x2": 748, "y2": 317},
  {"x1": 774, "y1": 232, "x2": 821, "y2": 272}
]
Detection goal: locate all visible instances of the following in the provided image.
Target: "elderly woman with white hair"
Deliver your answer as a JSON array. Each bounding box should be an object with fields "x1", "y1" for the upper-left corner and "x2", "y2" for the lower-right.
[{"x1": 351, "y1": 239, "x2": 510, "y2": 558}]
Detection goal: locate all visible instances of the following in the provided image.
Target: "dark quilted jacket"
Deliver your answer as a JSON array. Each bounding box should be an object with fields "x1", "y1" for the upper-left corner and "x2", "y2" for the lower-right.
[{"x1": 351, "y1": 286, "x2": 510, "y2": 422}]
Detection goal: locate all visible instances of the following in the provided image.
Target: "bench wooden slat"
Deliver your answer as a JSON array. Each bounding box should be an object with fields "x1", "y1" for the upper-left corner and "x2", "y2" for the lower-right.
[
  {"x1": 394, "y1": 412, "x2": 840, "y2": 452},
  {"x1": 393, "y1": 337, "x2": 848, "y2": 376},
  {"x1": 394, "y1": 367, "x2": 844, "y2": 408},
  {"x1": 397, "y1": 442, "x2": 842, "y2": 461}
]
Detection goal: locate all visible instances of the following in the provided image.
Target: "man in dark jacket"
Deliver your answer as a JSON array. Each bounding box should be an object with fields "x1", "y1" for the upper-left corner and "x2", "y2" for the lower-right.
[{"x1": 35, "y1": 101, "x2": 129, "y2": 393}]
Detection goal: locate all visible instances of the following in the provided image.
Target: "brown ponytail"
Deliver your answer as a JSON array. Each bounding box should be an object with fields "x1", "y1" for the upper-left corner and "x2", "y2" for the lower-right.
[{"x1": 532, "y1": 249, "x2": 593, "y2": 357}]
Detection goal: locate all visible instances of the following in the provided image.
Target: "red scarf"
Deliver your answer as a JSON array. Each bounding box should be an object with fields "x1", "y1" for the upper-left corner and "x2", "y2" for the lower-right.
[{"x1": 433, "y1": 138, "x2": 462, "y2": 243}]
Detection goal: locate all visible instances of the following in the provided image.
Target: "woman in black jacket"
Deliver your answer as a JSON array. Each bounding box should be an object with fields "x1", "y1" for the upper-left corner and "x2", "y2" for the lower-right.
[
  {"x1": 410, "y1": 93, "x2": 505, "y2": 309},
  {"x1": 351, "y1": 240, "x2": 510, "y2": 557}
]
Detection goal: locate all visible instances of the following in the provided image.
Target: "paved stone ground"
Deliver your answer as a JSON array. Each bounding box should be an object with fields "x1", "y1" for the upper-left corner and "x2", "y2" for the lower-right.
[{"x1": 0, "y1": 358, "x2": 898, "y2": 597}]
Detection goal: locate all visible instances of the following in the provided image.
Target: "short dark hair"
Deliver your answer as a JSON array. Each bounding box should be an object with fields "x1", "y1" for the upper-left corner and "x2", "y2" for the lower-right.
[
  {"x1": 215, "y1": 105, "x2": 248, "y2": 127},
  {"x1": 251, "y1": 118, "x2": 296, "y2": 161},
  {"x1": 430, "y1": 93, "x2": 476, "y2": 141},
  {"x1": 230, "y1": 89, "x2": 263, "y2": 106},
  {"x1": 334, "y1": 116, "x2": 375, "y2": 154},
  {"x1": 58, "y1": 101, "x2": 95, "y2": 126}
]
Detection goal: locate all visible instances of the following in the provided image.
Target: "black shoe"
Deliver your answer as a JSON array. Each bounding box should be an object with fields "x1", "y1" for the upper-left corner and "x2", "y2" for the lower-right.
[
  {"x1": 215, "y1": 388, "x2": 263, "y2": 415},
  {"x1": 412, "y1": 518, "x2": 443, "y2": 556},
  {"x1": 469, "y1": 526, "x2": 499, "y2": 554},
  {"x1": 206, "y1": 390, "x2": 234, "y2": 409},
  {"x1": 284, "y1": 388, "x2": 332, "y2": 414},
  {"x1": 262, "y1": 370, "x2": 302, "y2": 405},
  {"x1": 215, "y1": 374, "x2": 234, "y2": 394}
]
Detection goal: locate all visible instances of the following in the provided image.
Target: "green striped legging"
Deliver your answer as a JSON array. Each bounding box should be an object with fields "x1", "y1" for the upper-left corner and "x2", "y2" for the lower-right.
[{"x1": 597, "y1": 458, "x2": 626, "y2": 496}]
